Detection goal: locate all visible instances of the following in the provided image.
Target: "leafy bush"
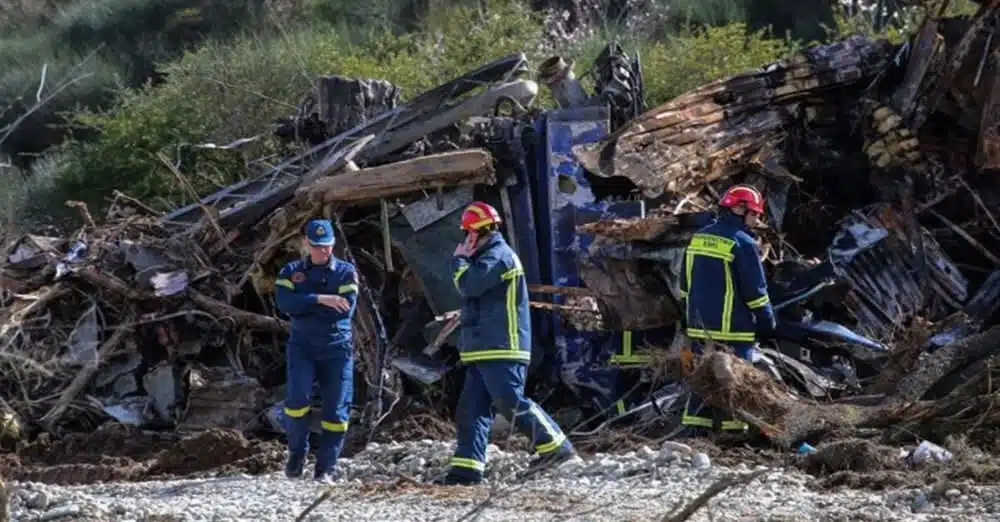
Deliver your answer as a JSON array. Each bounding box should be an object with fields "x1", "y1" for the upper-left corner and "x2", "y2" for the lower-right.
[
  {"x1": 0, "y1": 30, "x2": 122, "y2": 167},
  {"x1": 567, "y1": 23, "x2": 794, "y2": 107}
]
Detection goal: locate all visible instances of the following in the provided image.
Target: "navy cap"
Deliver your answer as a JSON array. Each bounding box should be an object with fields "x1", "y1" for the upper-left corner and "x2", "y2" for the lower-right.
[{"x1": 305, "y1": 219, "x2": 335, "y2": 246}]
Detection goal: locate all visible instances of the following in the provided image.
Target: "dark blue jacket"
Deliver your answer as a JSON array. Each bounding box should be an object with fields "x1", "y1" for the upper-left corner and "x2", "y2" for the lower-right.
[
  {"x1": 680, "y1": 212, "x2": 776, "y2": 343},
  {"x1": 275, "y1": 256, "x2": 359, "y2": 359},
  {"x1": 452, "y1": 233, "x2": 531, "y2": 364}
]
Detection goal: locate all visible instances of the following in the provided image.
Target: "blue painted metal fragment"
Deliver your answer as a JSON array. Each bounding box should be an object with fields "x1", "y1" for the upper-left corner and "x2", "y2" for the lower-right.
[{"x1": 529, "y1": 105, "x2": 655, "y2": 408}]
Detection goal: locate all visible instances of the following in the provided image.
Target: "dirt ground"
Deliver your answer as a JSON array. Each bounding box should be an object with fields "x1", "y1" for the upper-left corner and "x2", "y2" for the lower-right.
[
  {"x1": 6, "y1": 413, "x2": 1000, "y2": 492},
  {"x1": 0, "y1": 425, "x2": 286, "y2": 485}
]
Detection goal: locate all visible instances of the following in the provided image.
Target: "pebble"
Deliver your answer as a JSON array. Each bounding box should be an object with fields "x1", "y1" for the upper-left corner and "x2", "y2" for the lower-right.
[
  {"x1": 7, "y1": 440, "x2": 1000, "y2": 521},
  {"x1": 692, "y1": 452, "x2": 711, "y2": 469}
]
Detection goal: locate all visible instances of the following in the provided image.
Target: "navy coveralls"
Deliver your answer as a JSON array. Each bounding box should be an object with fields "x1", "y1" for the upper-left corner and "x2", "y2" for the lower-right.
[
  {"x1": 448, "y1": 233, "x2": 572, "y2": 480},
  {"x1": 275, "y1": 256, "x2": 359, "y2": 474},
  {"x1": 679, "y1": 212, "x2": 776, "y2": 431}
]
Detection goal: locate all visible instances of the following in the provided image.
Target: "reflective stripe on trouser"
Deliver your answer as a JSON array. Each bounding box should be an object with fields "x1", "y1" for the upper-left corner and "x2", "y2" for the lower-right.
[
  {"x1": 681, "y1": 340, "x2": 750, "y2": 432},
  {"x1": 284, "y1": 344, "x2": 354, "y2": 474},
  {"x1": 450, "y1": 362, "x2": 571, "y2": 478}
]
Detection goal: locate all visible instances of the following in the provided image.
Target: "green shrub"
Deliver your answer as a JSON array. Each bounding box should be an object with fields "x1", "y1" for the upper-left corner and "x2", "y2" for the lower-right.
[
  {"x1": 568, "y1": 23, "x2": 794, "y2": 107},
  {"x1": 664, "y1": 0, "x2": 746, "y2": 28},
  {"x1": 0, "y1": 31, "x2": 121, "y2": 169}
]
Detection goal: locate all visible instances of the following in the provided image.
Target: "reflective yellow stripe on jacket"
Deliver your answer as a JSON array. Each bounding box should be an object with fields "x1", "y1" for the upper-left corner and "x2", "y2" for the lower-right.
[
  {"x1": 685, "y1": 233, "x2": 755, "y2": 342},
  {"x1": 457, "y1": 260, "x2": 530, "y2": 363},
  {"x1": 609, "y1": 330, "x2": 651, "y2": 365}
]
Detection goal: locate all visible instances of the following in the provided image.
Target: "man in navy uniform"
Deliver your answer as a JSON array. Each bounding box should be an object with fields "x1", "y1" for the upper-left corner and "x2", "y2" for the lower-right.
[
  {"x1": 274, "y1": 218, "x2": 359, "y2": 483},
  {"x1": 438, "y1": 201, "x2": 576, "y2": 486},
  {"x1": 679, "y1": 185, "x2": 776, "y2": 434}
]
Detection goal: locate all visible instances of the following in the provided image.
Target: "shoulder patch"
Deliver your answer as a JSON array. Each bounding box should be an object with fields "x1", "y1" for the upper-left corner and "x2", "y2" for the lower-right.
[{"x1": 290, "y1": 272, "x2": 306, "y2": 283}]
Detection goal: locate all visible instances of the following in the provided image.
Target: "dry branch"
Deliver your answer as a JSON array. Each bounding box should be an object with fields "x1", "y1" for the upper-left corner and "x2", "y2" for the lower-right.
[
  {"x1": 661, "y1": 469, "x2": 768, "y2": 522},
  {"x1": 188, "y1": 290, "x2": 288, "y2": 332},
  {"x1": 891, "y1": 324, "x2": 1000, "y2": 403}
]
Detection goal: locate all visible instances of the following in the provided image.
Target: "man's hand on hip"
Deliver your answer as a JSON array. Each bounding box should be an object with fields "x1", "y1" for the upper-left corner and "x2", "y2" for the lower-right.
[{"x1": 318, "y1": 295, "x2": 351, "y2": 312}]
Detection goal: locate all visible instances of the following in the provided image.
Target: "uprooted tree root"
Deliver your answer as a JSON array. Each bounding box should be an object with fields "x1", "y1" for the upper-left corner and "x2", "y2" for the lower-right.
[
  {"x1": 686, "y1": 351, "x2": 882, "y2": 447},
  {"x1": 680, "y1": 338, "x2": 1000, "y2": 491},
  {"x1": 888, "y1": 355, "x2": 1000, "y2": 446},
  {"x1": 688, "y1": 323, "x2": 1000, "y2": 449}
]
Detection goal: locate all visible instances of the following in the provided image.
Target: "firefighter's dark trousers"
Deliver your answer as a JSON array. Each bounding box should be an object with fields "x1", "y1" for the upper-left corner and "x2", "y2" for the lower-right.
[
  {"x1": 448, "y1": 361, "x2": 572, "y2": 480},
  {"x1": 283, "y1": 344, "x2": 353, "y2": 476}
]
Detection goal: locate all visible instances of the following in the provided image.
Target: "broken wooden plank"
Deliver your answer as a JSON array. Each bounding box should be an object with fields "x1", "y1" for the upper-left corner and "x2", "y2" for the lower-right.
[
  {"x1": 892, "y1": 17, "x2": 943, "y2": 121},
  {"x1": 572, "y1": 36, "x2": 896, "y2": 198},
  {"x1": 301, "y1": 149, "x2": 496, "y2": 204},
  {"x1": 528, "y1": 284, "x2": 595, "y2": 297}
]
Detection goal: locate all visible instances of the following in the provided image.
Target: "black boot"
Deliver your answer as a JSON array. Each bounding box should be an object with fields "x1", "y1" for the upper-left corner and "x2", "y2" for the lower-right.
[
  {"x1": 313, "y1": 432, "x2": 345, "y2": 485},
  {"x1": 284, "y1": 452, "x2": 306, "y2": 479},
  {"x1": 526, "y1": 445, "x2": 577, "y2": 474},
  {"x1": 433, "y1": 472, "x2": 483, "y2": 486}
]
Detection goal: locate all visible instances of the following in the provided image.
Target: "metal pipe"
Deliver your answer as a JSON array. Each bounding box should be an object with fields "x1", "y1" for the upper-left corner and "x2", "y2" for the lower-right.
[{"x1": 537, "y1": 56, "x2": 589, "y2": 108}]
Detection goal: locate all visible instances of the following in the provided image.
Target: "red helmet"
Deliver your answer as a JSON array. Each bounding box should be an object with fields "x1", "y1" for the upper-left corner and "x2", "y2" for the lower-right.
[
  {"x1": 719, "y1": 185, "x2": 765, "y2": 215},
  {"x1": 460, "y1": 201, "x2": 502, "y2": 231}
]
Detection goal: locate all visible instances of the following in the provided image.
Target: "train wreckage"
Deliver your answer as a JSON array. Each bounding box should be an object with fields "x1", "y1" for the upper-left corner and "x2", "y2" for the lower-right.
[{"x1": 6, "y1": 3, "x2": 1000, "y2": 461}]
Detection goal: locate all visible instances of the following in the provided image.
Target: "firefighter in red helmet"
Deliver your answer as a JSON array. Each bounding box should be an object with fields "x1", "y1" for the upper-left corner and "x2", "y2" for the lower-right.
[
  {"x1": 437, "y1": 201, "x2": 576, "y2": 485},
  {"x1": 679, "y1": 184, "x2": 776, "y2": 434}
]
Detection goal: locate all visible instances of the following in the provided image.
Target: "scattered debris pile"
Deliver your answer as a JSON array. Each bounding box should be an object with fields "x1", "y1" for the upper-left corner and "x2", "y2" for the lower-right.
[
  {"x1": 572, "y1": 1, "x2": 1000, "y2": 448},
  {"x1": 0, "y1": 57, "x2": 516, "y2": 444},
  {"x1": 8, "y1": 0, "x2": 1000, "y2": 487}
]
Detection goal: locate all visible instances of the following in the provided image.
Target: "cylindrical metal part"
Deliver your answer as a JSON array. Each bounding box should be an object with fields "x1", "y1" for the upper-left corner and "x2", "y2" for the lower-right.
[{"x1": 537, "y1": 56, "x2": 589, "y2": 108}]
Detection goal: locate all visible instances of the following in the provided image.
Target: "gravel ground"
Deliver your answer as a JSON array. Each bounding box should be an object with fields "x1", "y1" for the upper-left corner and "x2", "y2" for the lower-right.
[{"x1": 8, "y1": 440, "x2": 1000, "y2": 522}]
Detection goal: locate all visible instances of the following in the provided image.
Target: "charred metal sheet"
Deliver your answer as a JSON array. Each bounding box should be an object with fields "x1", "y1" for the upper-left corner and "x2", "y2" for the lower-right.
[
  {"x1": 178, "y1": 365, "x2": 267, "y2": 431},
  {"x1": 828, "y1": 203, "x2": 968, "y2": 338},
  {"x1": 399, "y1": 186, "x2": 474, "y2": 232},
  {"x1": 389, "y1": 207, "x2": 466, "y2": 316},
  {"x1": 914, "y1": 0, "x2": 1000, "y2": 130},
  {"x1": 5, "y1": 235, "x2": 64, "y2": 269}
]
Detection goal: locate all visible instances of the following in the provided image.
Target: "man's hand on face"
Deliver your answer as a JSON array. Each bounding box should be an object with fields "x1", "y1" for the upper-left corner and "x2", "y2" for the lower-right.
[
  {"x1": 317, "y1": 295, "x2": 351, "y2": 312},
  {"x1": 454, "y1": 231, "x2": 478, "y2": 257}
]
